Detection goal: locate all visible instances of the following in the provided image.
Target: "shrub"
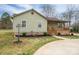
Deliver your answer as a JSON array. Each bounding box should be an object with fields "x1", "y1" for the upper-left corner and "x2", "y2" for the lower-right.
[
  {"x1": 44, "y1": 32, "x2": 48, "y2": 36},
  {"x1": 22, "y1": 32, "x2": 26, "y2": 36},
  {"x1": 71, "y1": 33, "x2": 74, "y2": 36},
  {"x1": 58, "y1": 32, "x2": 61, "y2": 35}
]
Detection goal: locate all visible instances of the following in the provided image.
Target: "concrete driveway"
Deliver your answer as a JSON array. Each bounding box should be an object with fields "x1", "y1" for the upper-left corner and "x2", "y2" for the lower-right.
[{"x1": 34, "y1": 40, "x2": 79, "y2": 55}]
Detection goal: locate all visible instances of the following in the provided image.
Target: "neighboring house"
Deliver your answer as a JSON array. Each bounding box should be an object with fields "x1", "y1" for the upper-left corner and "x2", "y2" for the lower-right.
[
  {"x1": 0, "y1": 21, "x2": 2, "y2": 29},
  {"x1": 0, "y1": 18, "x2": 12, "y2": 29},
  {"x1": 13, "y1": 9, "x2": 70, "y2": 36}
]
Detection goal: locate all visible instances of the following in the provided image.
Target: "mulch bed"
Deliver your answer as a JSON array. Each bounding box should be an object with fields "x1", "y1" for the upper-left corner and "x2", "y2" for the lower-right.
[{"x1": 15, "y1": 34, "x2": 52, "y2": 37}]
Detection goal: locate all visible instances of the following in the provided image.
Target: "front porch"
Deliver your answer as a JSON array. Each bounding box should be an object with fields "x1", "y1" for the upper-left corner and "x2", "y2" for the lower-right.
[{"x1": 47, "y1": 20, "x2": 71, "y2": 35}]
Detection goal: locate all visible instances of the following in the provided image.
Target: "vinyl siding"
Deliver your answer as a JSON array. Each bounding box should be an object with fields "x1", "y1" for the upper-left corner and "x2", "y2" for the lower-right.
[{"x1": 13, "y1": 10, "x2": 47, "y2": 33}]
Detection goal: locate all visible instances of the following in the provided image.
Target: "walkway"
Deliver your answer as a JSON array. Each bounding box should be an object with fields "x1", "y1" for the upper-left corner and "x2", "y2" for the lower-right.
[
  {"x1": 53, "y1": 35, "x2": 70, "y2": 40},
  {"x1": 74, "y1": 33, "x2": 79, "y2": 36}
]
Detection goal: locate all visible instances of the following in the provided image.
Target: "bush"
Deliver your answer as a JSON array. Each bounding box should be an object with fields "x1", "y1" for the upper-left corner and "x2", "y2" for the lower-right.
[
  {"x1": 44, "y1": 32, "x2": 48, "y2": 36},
  {"x1": 71, "y1": 33, "x2": 74, "y2": 36},
  {"x1": 58, "y1": 32, "x2": 61, "y2": 35},
  {"x1": 22, "y1": 32, "x2": 26, "y2": 36}
]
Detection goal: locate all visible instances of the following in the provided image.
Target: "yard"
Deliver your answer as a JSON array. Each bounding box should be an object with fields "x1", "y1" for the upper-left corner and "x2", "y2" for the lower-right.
[{"x1": 0, "y1": 30, "x2": 61, "y2": 55}]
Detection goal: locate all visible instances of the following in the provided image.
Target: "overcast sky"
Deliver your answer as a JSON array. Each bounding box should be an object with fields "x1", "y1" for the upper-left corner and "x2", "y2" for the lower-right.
[{"x1": 0, "y1": 4, "x2": 67, "y2": 18}]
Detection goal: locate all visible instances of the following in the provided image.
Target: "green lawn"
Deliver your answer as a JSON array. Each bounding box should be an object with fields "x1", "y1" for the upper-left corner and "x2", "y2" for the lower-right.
[
  {"x1": 0, "y1": 31, "x2": 61, "y2": 55},
  {"x1": 0, "y1": 29, "x2": 12, "y2": 33},
  {"x1": 62, "y1": 35, "x2": 79, "y2": 39}
]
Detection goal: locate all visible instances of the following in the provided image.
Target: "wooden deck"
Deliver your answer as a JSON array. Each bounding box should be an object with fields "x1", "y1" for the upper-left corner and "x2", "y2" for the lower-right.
[{"x1": 48, "y1": 27, "x2": 70, "y2": 35}]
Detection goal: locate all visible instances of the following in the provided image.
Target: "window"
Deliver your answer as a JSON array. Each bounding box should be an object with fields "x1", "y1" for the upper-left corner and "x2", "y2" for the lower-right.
[
  {"x1": 38, "y1": 24, "x2": 41, "y2": 28},
  {"x1": 22, "y1": 21, "x2": 26, "y2": 27}
]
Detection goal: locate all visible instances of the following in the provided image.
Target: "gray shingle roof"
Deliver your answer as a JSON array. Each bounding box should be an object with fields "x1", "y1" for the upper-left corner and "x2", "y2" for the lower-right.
[{"x1": 14, "y1": 9, "x2": 70, "y2": 23}]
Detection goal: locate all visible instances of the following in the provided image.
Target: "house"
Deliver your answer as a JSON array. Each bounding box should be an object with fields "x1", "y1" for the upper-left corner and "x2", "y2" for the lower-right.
[{"x1": 13, "y1": 9, "x2": 70, "y2": 36}]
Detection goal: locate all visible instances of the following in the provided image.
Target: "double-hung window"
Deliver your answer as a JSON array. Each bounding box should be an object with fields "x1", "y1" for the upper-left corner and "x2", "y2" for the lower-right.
[
  {"x1": 38, "y1": 23, "x2": 42, "y2": 28},
  {"x1": 22, "y1": 21, "x2": 26, "y2": 27}
]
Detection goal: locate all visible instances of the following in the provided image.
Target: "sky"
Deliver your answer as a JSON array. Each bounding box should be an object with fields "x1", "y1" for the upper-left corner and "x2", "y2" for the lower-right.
[{"x1": 0, "y1": 4, "x2": 67, "y2": 18}]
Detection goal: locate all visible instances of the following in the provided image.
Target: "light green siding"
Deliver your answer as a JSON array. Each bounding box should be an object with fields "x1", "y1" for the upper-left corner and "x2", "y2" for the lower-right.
[{"x1": 13, "y1": 10, "x2": 47, "y2": 33}]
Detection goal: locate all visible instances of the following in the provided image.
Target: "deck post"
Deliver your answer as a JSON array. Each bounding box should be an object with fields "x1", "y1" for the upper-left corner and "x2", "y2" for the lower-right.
[{"x1": 69, "y1": 21, "x2": 71, "y2": 28}]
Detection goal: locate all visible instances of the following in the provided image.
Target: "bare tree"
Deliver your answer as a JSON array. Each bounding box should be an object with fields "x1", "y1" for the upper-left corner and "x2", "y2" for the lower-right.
[
  {"x1": 58, "y1": 5, "x2": 75, "y2": 21},
  {"x1": 60, "y1": 5, "x2": 77, "y2": 28},
  {"x1": 59, "y1": 12, "x2": 68, "y2": 20},
  {"x1": 61, "y1": 5, "x2": 79, "y2": 32},
  {"x1": 72, "y1": 7, "x2": 79, "y2": 32},
  {"x1": 41, "y1": 4, "x2": 55, "y2": 17},
  {"x1": 64, "y1": 5, "x2": 76, "y2": 21}
]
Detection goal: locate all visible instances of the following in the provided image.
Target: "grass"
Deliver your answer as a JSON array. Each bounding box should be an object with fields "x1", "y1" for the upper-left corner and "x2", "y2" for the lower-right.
[
  {"x1": 61, "y1": 35, "x2": 79, "y2": 39},
  {"x1": 0, "y1": 30, "x2": 61, "y2": 55}
]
